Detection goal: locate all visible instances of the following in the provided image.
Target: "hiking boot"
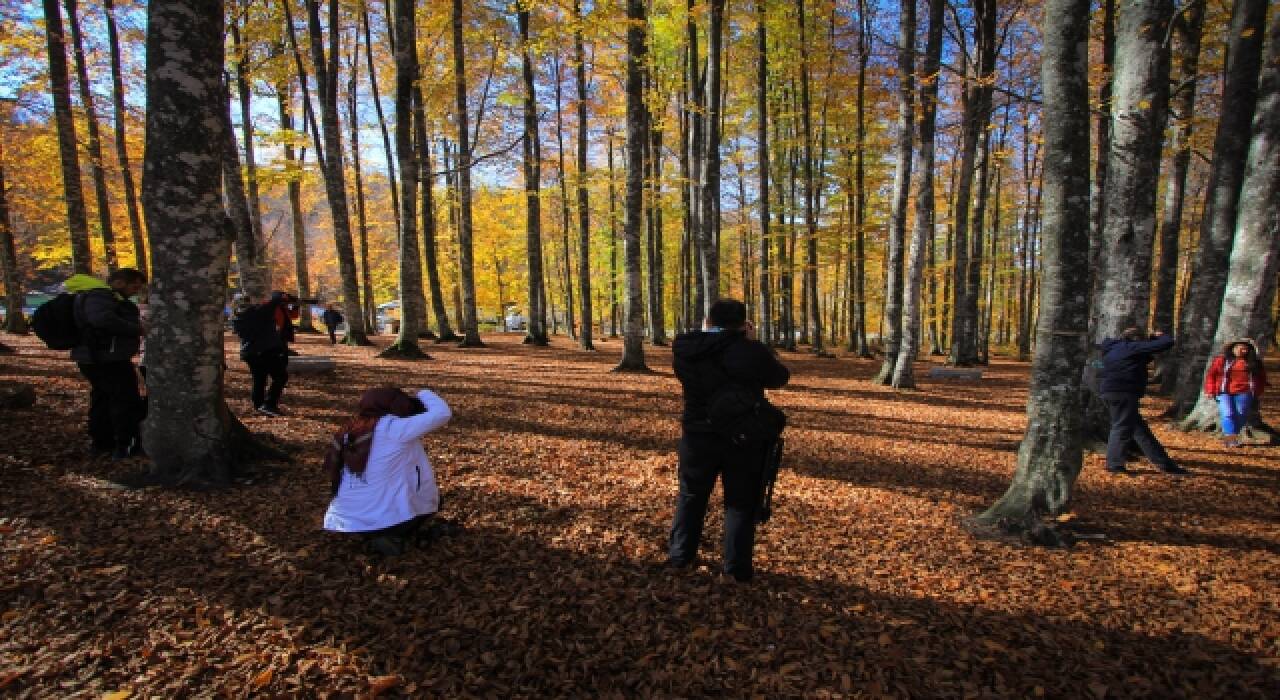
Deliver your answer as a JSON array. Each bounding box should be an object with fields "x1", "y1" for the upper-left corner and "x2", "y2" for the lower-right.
[
  {"x1": 256, "y1": 405, "x2": 286, "y2": 417},
  {"x1": 1158, "y1": 463, "x2": 1190, "y2": 476}
]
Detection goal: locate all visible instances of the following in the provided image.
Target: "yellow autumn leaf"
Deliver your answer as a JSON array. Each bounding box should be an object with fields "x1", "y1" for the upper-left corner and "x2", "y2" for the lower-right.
[{"x1": 101, "y1": 690, "x2": 132, "y2": 700}]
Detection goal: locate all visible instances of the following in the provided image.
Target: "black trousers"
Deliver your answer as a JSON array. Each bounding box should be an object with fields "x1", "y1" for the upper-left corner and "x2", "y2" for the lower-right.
[
  {"x1": 328, "y1": 328, "x2": 338, "y2": 344},
  {"x1": 246, "y1": 352, "x2": 289, "y2": 409},
  {"x1": 669, "y1": 431, "x2": 768, "y2": 581},
  {"x1": 77, "y1": 361, "x2": 143, "y2": 450},
  {"x1": 1102, "y1": 392, "x2": 1174, "y2": 470}
]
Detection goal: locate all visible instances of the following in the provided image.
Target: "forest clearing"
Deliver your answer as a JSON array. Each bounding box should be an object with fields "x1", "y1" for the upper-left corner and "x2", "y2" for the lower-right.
[{"x1": 1, "y1": 332, "x2": 1276, "y2": 697}]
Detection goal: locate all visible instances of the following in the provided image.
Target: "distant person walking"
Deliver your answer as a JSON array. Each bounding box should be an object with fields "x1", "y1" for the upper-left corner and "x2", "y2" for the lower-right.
[
  {"x1": 668, "y1": 299, "x2": 790, "y2": 583},
  {"x1": 1203, "y1": 339, "x2": 1268, "y2": 447},
  {"x1": 233, "y1": 291, "x2": 296, "y2": 417},
  {"x1": 322, "y1": 304, "x2": 345, "y2": 345},
  {"x1": 67, "y1": 269, "x2": 148, "y2": 458},
  {"x1": 323, "y1": 387, "x2": 453, "y2": 555},
  {"x1": 1099, "y1": 328, "x2": 1187, "y2": 475}
]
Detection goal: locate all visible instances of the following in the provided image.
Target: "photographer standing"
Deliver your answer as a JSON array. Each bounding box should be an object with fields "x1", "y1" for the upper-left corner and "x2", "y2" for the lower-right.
[
  {"x1": 667, "y1": 299, "x2": 790, "y2": 583},
  {"x1": 233, "y1": 291, "x2": 295, "y2": 417},
  {"x1": 1099, "y1": 328, "x2": 1187, "y2": 475}
]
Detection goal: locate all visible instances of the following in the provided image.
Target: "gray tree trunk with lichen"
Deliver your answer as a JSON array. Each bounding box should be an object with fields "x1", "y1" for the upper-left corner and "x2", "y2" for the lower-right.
[
  {"x1": 43, "y1": 0, "x2": 92, "y2": 274},
  {"x1": 140, "y1": 0, "x2": 242, "y2": 485},
  {"x1": 979, "y1": 0, "x2": 1092, "y2": 526},
  {"x1": 615, "y1": 0, "x2": 649, "y2": 372},
  {"x1": 1178, "y1": 15, "x2": 1280, "y2": 435}
]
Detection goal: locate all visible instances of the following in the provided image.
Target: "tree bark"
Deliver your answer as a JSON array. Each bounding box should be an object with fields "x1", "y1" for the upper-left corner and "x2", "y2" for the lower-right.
[
  {"x1": 697, "y1": 0, "x2": 726, "y2": 313},
  {"x1": 1151, "y1": 1, "x2": 1205, "y2": 335},
  {"x1": 608, "y1": 132, "x2": 619, "y2": 337},
  {"x1": 451, "y1": 0, "x2": 483, "y2": 346},
  {"x1": 552, "y1": 54, "x2": 577, "y2": 342},
  {"x1": 575, "y1": 0, "x2": 594, "y2": 351},
  {"x1": 0, "y1": 136, "x2": 26, "y2": 334},
  {"x1": 893, "y1": 0, "x2": 944, "y2": 389},
  {"x1": 43, "y1": 0, "x2": 92, "y2": 274},
  {"x1": 947, "y1": 0, "x2": 998, "y2": 367},
  {"x1": 796, "y1": 0, "x2": 824, "y2": 354},
  {"x1": 103, "y1": 0, "x2": 146, "y2": 272},
  {"x1": 141, "y1": 0, "x2": 253, "y2": 485},
  {"x1": 848, "y1": 0, "x2": 872, "y2": 356},
  {"x1": 230, "y1": 14, "x2": 265, "y2": 283},
  {"x1": 380, "y1": 0, "x2": 427, "y2": 358},
  {"x1": 978, "y1": 0, "x2": 1092, "y2": 531},
  {"x1": 276, "y1": 92, "x2": 315, "y2": 333},
  {"x1": 304, "y1": 0, "x2": 372, "y2": 344},
  {"x1": 615, "y1": 0, "x2": 650, "y2": 372},
  {"x1": 1167, "y1": 0, "x2": 1268, "y2": 416},
  {"x1": 1088, "y1": 0, "x2": 1116, "y2": 302},
  {"x1": 416, "y1": 94, "x2": 458, "y2": 342},
  {"x1": 756, "y1": 0, "x2": 772, "y2": 347},
  {"x1": 1177, "y1": 13, "x2": 1280, "y2": 432},
  {"x1": 65, "y1": 0, "x2": 118, "y2": 272},
  {"x1": 362, "y1": 3, "x2": 400, "y2": 241},
  {"x1": 519, "y1": 5, "x2": 548, "y2": 346},
  {"x1": 222, "y1": 87, "x2": 268, "y2": 301},
  {"x1": 873, "y1": 0, "x2": 914, "y2": 384}
]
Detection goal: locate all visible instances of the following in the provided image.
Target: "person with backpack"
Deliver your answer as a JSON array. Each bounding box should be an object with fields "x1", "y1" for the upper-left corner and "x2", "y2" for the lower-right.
[
  {"x1": 1098, "y1": 328, "x2": 1187, "y2": 475},
  {"x1": 232, "y1": 291, "x2": 296, "y2": 417},
  {"x1": 53, "y1": 269, "x2": 147, "y2": 458},
  {"x1": 667, "y1": 299, "x2": 790, "y2": 583},
  {"x1": 322, "y1": 386, "x2": 453, "y2": 555},
  {"x1": 1203, "y1": 339, "x2": 1268, "y2": 447},
  {"x1": 321, "y1": 303, "x2": 345, "y2": 345}
]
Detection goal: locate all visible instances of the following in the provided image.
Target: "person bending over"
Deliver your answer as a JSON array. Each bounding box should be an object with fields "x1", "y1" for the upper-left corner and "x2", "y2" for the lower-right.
[
  {"x1": 1098, "y1": 328, "x2": 1186, "y2": 475},
  {"x1": 668, "y1": 299, "x2": 790, "y2": 583},
  {"x1": 233, "y1": 291, "x2": 296, "y2": 417},
  {"x1": 1203, "y1": 339, "x2": 1268, "y2": 447},
  {"x1": 323, "y1": 387, "x2": 452, "y2": 555}
]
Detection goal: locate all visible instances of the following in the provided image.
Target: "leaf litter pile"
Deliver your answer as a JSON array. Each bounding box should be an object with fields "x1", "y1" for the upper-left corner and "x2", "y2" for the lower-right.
[{"x1": 1, "y1": 333, "x2": 1277, "y2": 698}]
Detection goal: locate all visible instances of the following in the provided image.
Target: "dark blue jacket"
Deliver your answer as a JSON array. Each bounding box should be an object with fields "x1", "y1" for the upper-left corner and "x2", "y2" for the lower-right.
[{"x1": 1099, "y1": 334, "x2": 1174, "y2": 397}]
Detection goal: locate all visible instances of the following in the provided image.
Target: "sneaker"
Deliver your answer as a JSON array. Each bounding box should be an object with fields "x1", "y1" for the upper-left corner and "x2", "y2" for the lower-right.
[
  {"x1": 255, "y1": 405, "x2": 285, "y2": 417},
  {"x1": 1158, "y1": 464, "x2": 1190, "y2": 476}
]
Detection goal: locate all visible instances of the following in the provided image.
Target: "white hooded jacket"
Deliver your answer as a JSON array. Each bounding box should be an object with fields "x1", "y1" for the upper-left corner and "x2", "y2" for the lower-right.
[{"x1": 323, "y1": 389, "x2": 452, "y2": 532}]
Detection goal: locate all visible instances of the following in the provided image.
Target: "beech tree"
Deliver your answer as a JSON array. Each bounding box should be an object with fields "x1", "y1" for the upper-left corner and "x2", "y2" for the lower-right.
[
  {"x1": 519, "y1": 3, "x2": 548, "y2": 346},
  {"x1": 979, "y1": 0, "x2": 1091, "y2": 535},
  {"x1": 574, "y1": 0, "x2": 594, "y2": 351},
  {"x1": 1167, "y1": 0, "x2": 1268, "y2": 416},
  {"x1": 65, "y1": 0, "x2": 119, "y2": 271},
  {"x1": 451, "y1": 0, "x2": 483, "y2": 347},
  {"x1": 0, "y1": 135, "x2": 25, "y2": 334},
  {"x1": 614, "y1": 0, "x2": 649, "y2": 373},
  {"x1": 103, "y1": 0, "x2": 147, "y2": 272},
  {"x1": 42, "y1": 0, "x2": 92, "y2": 274}
]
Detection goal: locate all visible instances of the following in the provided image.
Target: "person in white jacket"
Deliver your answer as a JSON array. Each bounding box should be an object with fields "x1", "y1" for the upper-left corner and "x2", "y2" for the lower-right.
[{"x1": 323, "y1": 387, "x2": 452, "y2": 554}]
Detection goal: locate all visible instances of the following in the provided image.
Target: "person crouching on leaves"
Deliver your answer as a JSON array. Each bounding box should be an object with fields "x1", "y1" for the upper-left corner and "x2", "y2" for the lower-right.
[
  {"x1": 1203, "y1": 339, "x2": 1268, "y2": 448},
  {"x1": 323, "y1": 387, "x2": 452, "y2": 555}
]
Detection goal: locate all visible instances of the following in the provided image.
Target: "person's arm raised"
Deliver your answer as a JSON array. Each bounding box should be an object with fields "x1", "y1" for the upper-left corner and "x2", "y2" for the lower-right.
[{"x1": 382, "y1": 390, "x2": 453, "y2": 443}]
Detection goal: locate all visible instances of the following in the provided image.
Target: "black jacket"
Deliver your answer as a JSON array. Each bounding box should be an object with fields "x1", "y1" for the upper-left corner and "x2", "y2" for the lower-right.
[
  {"x1": 233, "y1": 302, "x2": 288, "y2": 359},
  {"x1": 672, "y1": 330, "x2": 790, "y2": 432},
  {"x1": 71, "y1": 289, "x2": 142, "y2": 364},
  {"x1": 1099, "y1": 334, "x2": 1173, "y2": 397},
  {"x1": 322, "y1": 309, "x2": 344, "y2": 327}
]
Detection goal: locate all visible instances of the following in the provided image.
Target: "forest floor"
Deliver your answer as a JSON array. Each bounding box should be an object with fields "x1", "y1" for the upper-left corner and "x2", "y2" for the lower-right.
[{"x1": 0, "y1": 331, "x2": 1277, "y2": 698}]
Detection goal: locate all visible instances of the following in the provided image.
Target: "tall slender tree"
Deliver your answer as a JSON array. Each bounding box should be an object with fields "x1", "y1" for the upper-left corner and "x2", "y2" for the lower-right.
[
  {"x1": 873, "y1": 0, "x2": 914, "y2": 385},
  {"x1": 1167, "y1": 0, "x2": 1268, "y2": 416},
  {"x1": 222, "y1": 87, "x2": 269, "y2": 300},
  {"x1": 698, "y1": 0, "x2": 726, "y2": 312},
  {"x1": 42, "y1": 0, "x2": 91, "y2": 274},
  {"x1": 893, "y1": 0, "x2": 944, "y2": 389},
  {"x1": 519, "y1": 3, "x2": 548, "y2": 346},
  {"x1": 103, "y1": 0, "x2": 146, "y2": 272},
  {"x1": 65, "y1": 0, "x2": 118, "y2": 272},
  {"x1": 615, "y1": 0, "x2": 650, "y2": 372},
  {"x1": 415, "y1": 88, "x2": 459, "y2": 342},
  {"x1": 277, "y1": 91, "x2": 315, "y2": 333},
  {"x1": 756, "y1": 0, "x2": 772, "y2": 346},
  {"x1": 0, "y1": 134, "x2": 25, "y2": 334},
  {"x1": 574, "y1": 0, "x2": 594, "y2": 351},
  {"x1": 978, "y1": 0, "x2": 1092, "y2": 533},
  {"x1": 451, "y1": 0, "x2": 483, "y2": 346}
]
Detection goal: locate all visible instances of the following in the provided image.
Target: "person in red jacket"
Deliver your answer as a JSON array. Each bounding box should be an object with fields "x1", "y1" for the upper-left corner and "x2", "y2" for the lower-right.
[{"x1": 1203, "y1": 339, "x2": 1268, "y2": 447}]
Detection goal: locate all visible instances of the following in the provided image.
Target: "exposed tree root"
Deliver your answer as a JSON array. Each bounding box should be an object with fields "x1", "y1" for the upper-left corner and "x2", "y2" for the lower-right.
[
  {"x1": 434, "y1": 333, "x2": 463, "y2": 343},
  {"x1": 377, "y1": 343, "x2": 431, "y2": 360}
]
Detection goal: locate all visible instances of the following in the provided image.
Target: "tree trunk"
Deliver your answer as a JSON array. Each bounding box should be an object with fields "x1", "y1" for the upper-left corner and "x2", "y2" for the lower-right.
[
  {"x1": 848, "y1": 0, "x2": 872, "y2": 357},
  {"x1": 1151, "y1": 2, "x2": 1205, "y2": 336},
  {"x1": 893, "y1": 0, "x2": 943, "y2": 389},
  {"x1": 948, "y1": 0, "x2": 998, "y2": 367},
  {"x1": 873, "y1": 0, "x2": 914, "y2": 385},
  {"x1": 346, "y1": 48, "x2": 376, "y2": 334},
  {"x1": 1177, "y1": 14, "x2": 1280, "y2": 433},
  {"x1": 230, "y1": 15, "x2": 265, "y2": 284},
  {"x1": 756, "y1": 0, "x2": 772, "y2": 347},
  {"x1": 379, "y1": 0, "x2": 427, "y2": 359},
  {"x1": 65, "y1": 0, "x2": 118, "y2": 272},
  {"x1": 1167, "y1": 0, "x2": 1268, "y2": 416},
  {"x1": 608, "y1": 133, "x2": 619, "y2": 337},
  {"x1": 697, "y1": 0, "x2": 725, "y2": 313},
  {"x1": 0, "y1": 137, "x2": 26, "y2": 334},
  {"x1": 552, "y1": 55, "x2": 577, "y2": 342},
  {"x1": 615, "y1": 0, "x2": 651, "y2": 372},
  {"x1": 648, "y1": 120, "x2": 669, "y2": 345},
  {"x1": 142, "y1": 0, "x2": 251, "y2": 485},
  {"x1": 978, "y1": 0, "x2": 1092, "y2": 532},
  {"x1": 574, "y1": 0, "x2": 595, "y2": 351},
  {"x1": 451, "y1": 0, "x2": 483, "y2": 347},
  {"x1": 519, "y1": 6, "x2": 548, "y2": 346},
  {"x1": 362, "y1": 3, "x2": 400, "y2": 241},
  {"x1": 103, "y1": 0, "x2": 147, "y2": 272},
  {"x1": 304, "y1": 0, "x2": 372, "y2": 345},
  {"x1": 417, "y1": 95, "x2": 458, "y2": 342},
  {"x1": 222, "y1": 88, "x2": 268, "y2": 301},
  {"x1": 796, "y1": 0, "x2": 824, "y2": 354},
  {"x1": 43, "y1": 0, "x2": 92, "y2": 274},
  {"x1": 277, "y1": 92, "x2": 315, "y2": 333},
  {"x1": 1088, "y1": 0, "x2": 1116, "y2": 302}
]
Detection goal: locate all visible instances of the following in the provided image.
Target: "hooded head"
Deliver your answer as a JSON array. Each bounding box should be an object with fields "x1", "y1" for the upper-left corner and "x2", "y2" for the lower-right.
[{"x1": 322, "y1": 387, "x2": 426, "y2": 492}]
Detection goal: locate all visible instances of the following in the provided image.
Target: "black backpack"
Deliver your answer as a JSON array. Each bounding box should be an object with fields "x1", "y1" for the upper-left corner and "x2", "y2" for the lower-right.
[
  {"x1": 31, "y1": 293, "x2": 81, "y2": 350},
  {"x1": 703, "y1": 348, "x2": 786, "y2": 446}
]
